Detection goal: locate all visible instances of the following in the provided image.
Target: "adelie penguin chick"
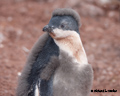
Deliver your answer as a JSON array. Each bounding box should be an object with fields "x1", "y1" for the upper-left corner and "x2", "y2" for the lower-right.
[
  {"x1": 16, "y1": 8, "x2": 93, "y2": 96},
  {"x1": 40, "y1": 8, "x2": 93, "y2": 96}
]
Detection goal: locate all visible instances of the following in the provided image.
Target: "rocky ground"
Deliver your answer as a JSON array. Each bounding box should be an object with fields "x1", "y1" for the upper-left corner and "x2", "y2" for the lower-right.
[{"x1": 0, "y1": 0, "x2": 120, "y2": 96}]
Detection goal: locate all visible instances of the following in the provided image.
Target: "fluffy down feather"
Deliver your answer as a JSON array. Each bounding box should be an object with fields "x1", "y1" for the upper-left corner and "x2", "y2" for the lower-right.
[
  {"x1": 52, "y1": 8, "x2": 81, "y2": 27},
  {"x1": 40, "y1": 50, "x2": 93, "y2": 96},
  {"x1": 16, "y1": 33, "x2": 49, "y2": 96}
]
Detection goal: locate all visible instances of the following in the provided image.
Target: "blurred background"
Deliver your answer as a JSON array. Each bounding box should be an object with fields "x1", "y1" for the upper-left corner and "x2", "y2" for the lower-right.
[{"x1": 0, "y1": 0, "x2": 120, "y2": 96}]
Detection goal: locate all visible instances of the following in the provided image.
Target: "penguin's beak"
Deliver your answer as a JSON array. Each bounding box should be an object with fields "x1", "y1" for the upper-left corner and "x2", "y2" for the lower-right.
[{"x1": 43, "y1": 25, "x2": 55, "y2": 33}]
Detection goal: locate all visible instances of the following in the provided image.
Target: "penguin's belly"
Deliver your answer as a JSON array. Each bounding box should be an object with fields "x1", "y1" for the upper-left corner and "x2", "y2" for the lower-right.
[
  {"x1": 53, "y1": 64, "x2": 83, "y2": 96},
  {"x1": 53, "y1": 63, "x2": 92, "y2": 96}
]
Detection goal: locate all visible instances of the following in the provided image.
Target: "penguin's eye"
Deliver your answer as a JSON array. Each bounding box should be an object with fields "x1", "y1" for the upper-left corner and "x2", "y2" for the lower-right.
[{"x1": 60, "y1": 24, "x2": 65, "y2": 29}]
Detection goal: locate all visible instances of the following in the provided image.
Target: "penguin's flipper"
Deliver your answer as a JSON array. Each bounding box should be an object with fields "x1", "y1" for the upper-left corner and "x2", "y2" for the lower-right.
[
  {"x1": 40, "y1": 56, "x2": 60, "y2": 80},
  {"x1": 16, "y1": 33, "x2": 49, "y2": 96}
]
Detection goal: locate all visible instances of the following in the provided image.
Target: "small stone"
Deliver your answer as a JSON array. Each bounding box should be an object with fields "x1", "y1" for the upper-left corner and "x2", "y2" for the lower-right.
[
  {"x1": 100, "y1": 0, "x2": 110, "y2": 4},
  {"x1": 102, "y1": 70, "x2": 107, "y2": 74},
  {"x1": 17, "y1": 29, "x2": 23, "y2": 36},
  {"x1": 91, "y1": 43, "x2": 96, "y2": 48},
  {"x1": 0, "y1": 33, "x2": 5, "y2": 43},
  {"x1": 18, "y1": 72, "x2": 21, "y2": 76},
  {"x1": 108, "y1": 71, "x2": 113, "y2": 75},
  {"x1": 107, "y1": 67, "x2": 112, "y2": 71},
  {"x1": 80, "y1": 3, "x2": 105, "y2": 16},
  {"x1": 22, "y1": 46, "x2": 29, "y2": 53},
  {"x1": 0, "y1": 44, "x2": 4, "y2": 48},
  {"x1": 112, "y1": 79, "x2": 116, "y2": 83},
  {"x1": 7, "y1": 17, "x2": 13, "y2": 22},
  {"x1": 19, "y1": 7, "x2": 28, "y2": 14}
]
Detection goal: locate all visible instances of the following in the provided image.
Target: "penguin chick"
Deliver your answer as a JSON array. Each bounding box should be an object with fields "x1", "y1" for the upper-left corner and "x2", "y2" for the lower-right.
[{"x1": 41, "y1": 8, "x2": 93, "y2": 96}]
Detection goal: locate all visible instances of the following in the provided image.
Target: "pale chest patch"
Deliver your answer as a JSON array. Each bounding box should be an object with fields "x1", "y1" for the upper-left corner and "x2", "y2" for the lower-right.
[
  {"x1": 52, "y1": 29, "x2": 88, "y2": 64},
  {"x1": 35, "y1": 85, "x2": 39, "y2": 96}
]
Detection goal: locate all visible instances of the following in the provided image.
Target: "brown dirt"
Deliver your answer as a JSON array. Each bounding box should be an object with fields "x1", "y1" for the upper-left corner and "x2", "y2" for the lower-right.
[{"x1": 0, "y1": 0, "x2": 120, "y2": 96}]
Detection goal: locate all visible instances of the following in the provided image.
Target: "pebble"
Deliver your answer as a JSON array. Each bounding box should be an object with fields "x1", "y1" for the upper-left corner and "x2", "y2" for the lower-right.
[
  {"x1": 0, "y1": 44, "x2": 4, "y2": 48},
  {"x1": 7, "y1": 17, "x2": 13, "y2": 22},
  {"x1": 18, "y1": 72, "x2": 21, "y2": 76},
  {"x1": 0, "y1": 33, "x2": 5, "y2": 43},
  {"x1": 22, "y1": 46, "x2": 29, "y2": 53}
]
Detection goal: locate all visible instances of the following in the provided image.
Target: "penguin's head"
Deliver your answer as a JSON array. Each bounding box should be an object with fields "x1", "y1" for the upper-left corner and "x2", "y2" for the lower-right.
[
  {"x1": 43, "y1": 8, "x2": 88, "y2": 64},
  {"x1": 43, "y1": 8, "x2": 81, "y2": 39}
]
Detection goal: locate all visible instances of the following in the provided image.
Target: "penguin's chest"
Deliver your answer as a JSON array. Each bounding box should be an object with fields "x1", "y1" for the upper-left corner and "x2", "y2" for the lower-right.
[
  {"x1": 53, "y1": 63, "x2": 80, "y2": 91},
  {"x1": 52, "y1": 62, "x2": 92, "y2": 96},
  {"x1": 53, "y1": 71, "x2": 74, "y2": 89}
]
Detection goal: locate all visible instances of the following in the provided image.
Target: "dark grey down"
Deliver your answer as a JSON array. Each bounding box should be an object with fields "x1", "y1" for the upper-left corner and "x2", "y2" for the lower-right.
[
  {"x1": 27, "y1": 36, "x2": 59, "y2": 96},
  {"x1": 40, "y1": 50, "x2": 93, "y2": 96},
  {"x1": 16, "y1": 33, "x2": 59, "y2": 96}
]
